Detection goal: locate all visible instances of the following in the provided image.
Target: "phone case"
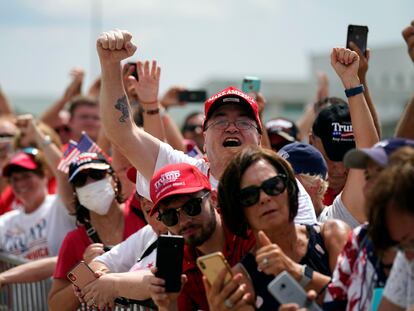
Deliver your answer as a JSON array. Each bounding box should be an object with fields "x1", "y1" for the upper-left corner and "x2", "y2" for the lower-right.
[
  {"x1": 155, "y1": 235, "x2": 185, "y2": 292},
  {"x1": 178, "y1": 90, "x2": 207, "y2": 103},
  {"x1": 267, "y1": 271, "x2": 322, "y2": 311},
  {"x1": 346, "y1": 25, "x2": 369, "y2": 55},
  {"x1": 196, "y1": 251, "x2": 233, "y2": 285},
  {"x1": 67, "y1": 261, "x2": 97, "y2": 289},
  {"x1": 242, "y1": 76, "x2": 261, "y2": 94}
]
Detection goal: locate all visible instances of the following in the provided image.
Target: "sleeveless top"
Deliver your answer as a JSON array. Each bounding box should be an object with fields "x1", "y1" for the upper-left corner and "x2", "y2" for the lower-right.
[{"x1": 240, "y1": 224, "x2": 331, "y2": 310}]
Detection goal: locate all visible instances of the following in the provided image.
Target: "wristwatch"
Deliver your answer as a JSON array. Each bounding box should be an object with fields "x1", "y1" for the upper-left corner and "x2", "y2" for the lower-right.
[{"x1": 299, "y1": 264, "x2": 313, "y2": 288}]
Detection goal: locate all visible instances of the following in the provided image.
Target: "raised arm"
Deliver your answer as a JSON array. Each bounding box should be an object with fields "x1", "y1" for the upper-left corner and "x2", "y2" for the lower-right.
[
  {"x1": 395, "y1": 20, "x2": 414, "y2": 138},
  {"x1": 349, "y1": 42, "x2": 381, "y2": 138},
  {"x1": 97, "y1": 30, "x2": 162, "y2": 181},
  {"x1": 331, "y1": 47, "x2": 379, "y2": 223},
  {"x1": 40, "y1": 68, "x2": 84, "y2": 128}
]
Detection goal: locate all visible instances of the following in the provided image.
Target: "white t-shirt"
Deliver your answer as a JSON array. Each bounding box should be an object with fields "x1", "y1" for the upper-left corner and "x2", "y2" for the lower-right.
[
  {"x1": 383, "y1": 251, "x2": 414, "y2": 308},
  {"x1": 318, "y1": 193, "x2": 360, "y2": 229},
  {"x1": 0, "y1": 195, "x2": 76, "y2": 259},
  {"x1": 93, "y1": 224, "x2": 157, "y2": 273},
  {"x1": 136, "y1": 142, "x2": 316, "y2": 225}
]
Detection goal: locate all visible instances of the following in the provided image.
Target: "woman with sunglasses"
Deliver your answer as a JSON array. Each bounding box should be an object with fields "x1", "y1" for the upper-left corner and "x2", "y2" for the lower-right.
[
  {"x1": 210, "y1": 146, "x2": 349, "y2": 310},
  {"x1": 48, "y1": 152, "x2": 146, "y2": 311}
]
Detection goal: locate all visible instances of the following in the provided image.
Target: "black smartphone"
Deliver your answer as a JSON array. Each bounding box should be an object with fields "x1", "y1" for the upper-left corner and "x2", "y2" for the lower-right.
[
  {"x1": 346, "y1": 25, "x2": 368, "y2": 56},
  {"x1": 178, "y1": 90, "x2": 208, "y2": 103},
  {"x1": 127, "y1": 62, "x2": 139, "y2": 81},
  {"x1": 155, "y1": 235, "x2": 185, "y2": 292}
]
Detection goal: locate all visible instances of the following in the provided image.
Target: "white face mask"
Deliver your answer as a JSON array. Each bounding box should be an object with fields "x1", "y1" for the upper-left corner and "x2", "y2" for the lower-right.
[{"x1": 76, "y1": 178, "x2": 115, "y2": 215}]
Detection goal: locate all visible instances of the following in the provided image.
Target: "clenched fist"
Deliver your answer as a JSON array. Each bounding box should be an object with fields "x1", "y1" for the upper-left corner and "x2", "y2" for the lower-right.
[
  {"x1": 96, "y1": 29, "x2": 137, "y2": 64},
  {"x1": 330, "y1": 47, "x2": 360, "y2": 89}
]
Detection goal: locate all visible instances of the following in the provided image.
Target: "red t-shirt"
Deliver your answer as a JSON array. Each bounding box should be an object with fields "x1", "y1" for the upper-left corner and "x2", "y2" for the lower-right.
[
  {"x1": 177, "y1": 226, "x2": 255, "y2": 310},
  {"x1": 53, "y1": 200, "x2": 146, "y2": 279},
  {"x1": 323, "y1": 187, "x2": 339, "y2": 206}
]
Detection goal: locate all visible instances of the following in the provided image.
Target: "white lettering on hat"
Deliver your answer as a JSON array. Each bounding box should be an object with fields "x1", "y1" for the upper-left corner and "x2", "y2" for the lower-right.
[
  {"x1": 331, "y1": 122, "x2": 354, "y2": 141},
  {"x1": 154, "y1": 170, "x2": 181, "y2": 193},
  {"x1": 207, "y1": 88, "x2": 253, "y2": 104}
]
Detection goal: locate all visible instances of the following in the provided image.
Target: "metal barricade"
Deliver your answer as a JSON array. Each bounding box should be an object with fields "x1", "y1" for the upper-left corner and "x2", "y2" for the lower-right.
[
  {"x1": 0, "y1": 252, "x2": 157, "y2": 311},
  {"x1": 0, "y1": 252, "x2": 52, "y2": 311}
]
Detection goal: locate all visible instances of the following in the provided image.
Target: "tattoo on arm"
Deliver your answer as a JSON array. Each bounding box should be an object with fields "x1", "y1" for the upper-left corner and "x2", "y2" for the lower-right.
[{"x1": 114, "y1": 95, "x2": 130, "y2": 123}]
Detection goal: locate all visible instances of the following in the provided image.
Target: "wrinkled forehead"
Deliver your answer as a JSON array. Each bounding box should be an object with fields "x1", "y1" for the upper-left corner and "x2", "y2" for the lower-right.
[{"x1": 209, "y1": 103, "x2": 253, "y2": 120}]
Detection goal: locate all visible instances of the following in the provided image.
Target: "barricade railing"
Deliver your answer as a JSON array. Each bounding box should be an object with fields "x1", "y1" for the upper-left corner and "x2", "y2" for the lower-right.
[{"x1": 0, "y1": 252, "x2": 157, "y2": 311}]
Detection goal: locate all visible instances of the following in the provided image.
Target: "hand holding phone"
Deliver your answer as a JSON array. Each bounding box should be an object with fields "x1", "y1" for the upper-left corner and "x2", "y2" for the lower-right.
[
  {"x1": 127, "y1": 62, "x2": 139, "y2": 81},
  {"x1": 242, "y1": 77, "x2": 261, "y2": 99},
  {"x1": 267, "y1": 271, "x2": 322, "y2": 311},
  {"x1": 196, "y1": 251, "x2": 233, "y2": 286},
  {"x1": 346, "y1": 25, "x2": 368, "y2": 56},
  {"x1": 155, "y1": 235, "x2": 185, "y2": 292},
  {"x1": 67, "y1": 261, "x2": 97, "y2": 289}
]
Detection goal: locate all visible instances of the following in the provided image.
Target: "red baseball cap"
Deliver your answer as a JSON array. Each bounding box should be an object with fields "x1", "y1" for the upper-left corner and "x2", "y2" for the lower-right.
[
  {"x1": 3, "y1": 151, "x2": 39, "y2": 177},
  {"x1": 203, "y1": 86, "x2": 263, "y2": 134},
  {"x1": 149, "y1": 163, "x2": 211, "y2": 215}
]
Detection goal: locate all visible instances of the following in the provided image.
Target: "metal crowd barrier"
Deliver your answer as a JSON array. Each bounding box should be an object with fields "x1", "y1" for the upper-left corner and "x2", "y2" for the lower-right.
[{"x1": 0, "y1": 252, "x2": 156, "y2": 311}]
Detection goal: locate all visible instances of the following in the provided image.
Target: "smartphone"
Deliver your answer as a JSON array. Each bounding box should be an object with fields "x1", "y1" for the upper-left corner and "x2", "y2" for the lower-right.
[
  {"x1": 242, "y1": 77, "x2": 261, "y2": 98},
  {"x1": 67, "y1": 261, "x2": 97, "y2": 289},
  {"x1": 178, "y1": 90, "x2": 208, "y2": 103},
  {"x1": 127, "y1": 62, "x2": 139, "y2": 81},
  {"x1": 346, "y1": 25, "x2": 369, "y2": 56},
  {"x1": 155, "y1": 235, "x2": 185, "y2": 292},
  {"x1": 196, "y1": 251, "x2": 233, "y2": 286},
  {"x1": 267, "y1": 271, "x2": 322, "y2": 311}
]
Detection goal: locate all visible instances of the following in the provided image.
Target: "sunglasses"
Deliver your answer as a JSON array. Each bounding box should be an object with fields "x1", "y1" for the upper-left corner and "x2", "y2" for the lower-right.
[
  {"x1": 183, "y1": 124, "x2": 202, "y2": 132},
  {"x1": 239, "y1": 174, "x2": 287, "y2": 208},
  {"x1": 71, "y1": 169, "x2": 107, "y2": 188},
  {"x1": 157, "y1": 192, "x2": 210, "y2": 227}
]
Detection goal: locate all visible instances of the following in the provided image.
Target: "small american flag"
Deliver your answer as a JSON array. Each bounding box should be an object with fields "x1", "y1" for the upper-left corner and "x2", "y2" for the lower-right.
[{"x1": 57, "y1": 132, "x2": 103, "y2": 173}]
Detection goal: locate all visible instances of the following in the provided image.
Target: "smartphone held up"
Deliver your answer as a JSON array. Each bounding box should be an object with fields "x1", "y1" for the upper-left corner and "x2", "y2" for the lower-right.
[
  {"x1": 196, "y1": 251, "x2": 233, "y2": 286},
  {"x1": 242, "y1": 76, "x2": 261, "y2": 99},
  {"x1": 155, "y1": 235, "x2": 185, "y2": 292},
  {"x1": 346, "y1": 25, "x2": 369, "y2": 55},
  {"x1": 67, "y1": 261, "x2": 97, "y2": 289}
]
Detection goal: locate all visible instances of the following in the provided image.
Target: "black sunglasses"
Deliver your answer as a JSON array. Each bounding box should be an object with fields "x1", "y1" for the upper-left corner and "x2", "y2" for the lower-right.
[
  {"x1": 157, "y1": 192, "x2": 210, "y2": 227},
  {"x1": 71, "y1": 169, "x2": 107, "y2": 188},
  {"x1": 239, "y1": 174, "x2": 287, "y2": 208}
]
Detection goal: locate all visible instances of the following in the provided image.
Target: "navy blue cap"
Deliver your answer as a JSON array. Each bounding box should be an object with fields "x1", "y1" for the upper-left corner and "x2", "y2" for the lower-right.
[
  {"x1": 278, "y1": 142, "x2": 328, "y2": 179},
  {"x1": 344, "y1": 138, "x2": 414, "y2": 169}
]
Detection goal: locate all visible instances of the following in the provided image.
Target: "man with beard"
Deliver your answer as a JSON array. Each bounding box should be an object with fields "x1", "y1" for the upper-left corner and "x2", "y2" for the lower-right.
[
  {"x1": 147, "y1": 163, "x2": 255, "y2": 310},
  {"x1": 96, "y1": 29, "x2": 316, "y2": 225}
]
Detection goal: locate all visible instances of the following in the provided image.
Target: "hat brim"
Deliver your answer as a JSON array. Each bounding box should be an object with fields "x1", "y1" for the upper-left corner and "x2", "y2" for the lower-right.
[
  {"x1": 344, "y1": 148, "x2": 388, "y2": 169},
  {"x1": 69, "y1": 163, "x2": 110, "y2": 182},
  {"x1": 149, "y1": 185, "x2": 209, "y2": 216}
]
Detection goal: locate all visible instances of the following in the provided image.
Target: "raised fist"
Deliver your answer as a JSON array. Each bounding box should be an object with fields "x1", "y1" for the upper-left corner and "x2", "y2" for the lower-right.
[
  {"x1": 330, "y1": 47, "x2": 360, "y2": 89},
  {"x1": 96, "y1": 29, "x2": 137, "y2": 64}
]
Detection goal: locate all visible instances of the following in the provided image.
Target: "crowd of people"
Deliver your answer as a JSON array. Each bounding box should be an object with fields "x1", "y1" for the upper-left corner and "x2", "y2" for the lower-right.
[{"x1": 0, "y1": 19, "x2": 413, "y2": 311}]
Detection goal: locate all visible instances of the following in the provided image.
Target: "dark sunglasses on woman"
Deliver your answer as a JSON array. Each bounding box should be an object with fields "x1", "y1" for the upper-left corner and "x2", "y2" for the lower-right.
[
  {"x1": 239, "y1": 174, "x2": 287, "y2": 208},
  {"x1": 157, "y1": 192, "x2": 210, "y2": 227},
  {"x1": 71, "y1": 169, "x2": 107, "y2": 188}
]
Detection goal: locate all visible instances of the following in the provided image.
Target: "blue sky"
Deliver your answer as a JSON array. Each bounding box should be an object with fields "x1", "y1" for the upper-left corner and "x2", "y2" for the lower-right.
[{"x1": 0, "y1": 0, "x2": 413, "y2": 97}]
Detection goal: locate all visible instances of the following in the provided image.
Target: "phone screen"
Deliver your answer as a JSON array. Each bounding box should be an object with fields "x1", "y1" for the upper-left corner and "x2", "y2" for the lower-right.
[
  {"x1": 346, "y1": 25, "x2": 368, "y2": 55},
  {"x1": 155, "y1": 235, "x2": 184, "y2": 292}
]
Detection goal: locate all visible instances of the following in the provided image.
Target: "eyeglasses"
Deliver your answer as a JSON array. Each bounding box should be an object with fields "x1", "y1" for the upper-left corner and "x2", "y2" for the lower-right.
[
  {"x1": 205, "y1": 119, "x2": 257, "y2": 131},
  {"x1": 183, "y1": 124, "x2": 202, "y2": 132},
  {"x1": 157, "y1": 192, "x2": 210, "y2": 227},
  {"x1": 239, "y1": 175, "x2": 287, "y2": 208},
  {"x1": 71, "y1": 169, "x2": 107, "y2": 188}
]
